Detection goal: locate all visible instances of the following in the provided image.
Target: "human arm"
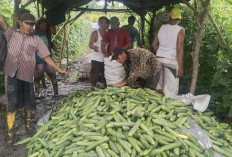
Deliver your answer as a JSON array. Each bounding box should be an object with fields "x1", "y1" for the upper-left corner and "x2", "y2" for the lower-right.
[
  {"x1": 101, "y1": 32, "x2": 109, "y2": 57},
  {"x1": 101, "y1": 41, "x2": 108, "y2": 57},
  {"x1": 152, "y1": 32, "x2": 159, "y2": 53},
  {"x1": 176, "y1": 28, "x2": 185, "y2": 77},
  {"x1": 36, "y1": 37, "x2": 68, "y2": 77},
  {"x1": 123, "y1": 30, "x2": 132, "y2": 50},
  {"x1": 123, "y1": 42, "x2": 131, "y2": 50},
  {"x1": 114, "y1": 81, "x2": 127, "y2": 87},
  {"x1": 44, "y1": 56, "x2": 69, "y2": 77},
  {"x1": 0, "y1": 14, "x2": 8, "y2": 32},
  {"x1": 89, "y1": 31, "x2": 99, "y2": 52},
  {"x1": 136, "y1": 30, "x2": 141, "y2": 47}
]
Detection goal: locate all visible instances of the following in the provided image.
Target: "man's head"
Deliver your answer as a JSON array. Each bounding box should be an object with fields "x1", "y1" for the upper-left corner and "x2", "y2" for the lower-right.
[
  {"x1": 98, "y1": 16, "x2": 109, "y2": 30},
  {"x1": 110, "y1": 16, "x2": 120, "y2": 30},
  {"x1": 128, "y1": 16, "x2": 136, "y2": 25},
  {"x1": 35, "y1": 17, "x2": 48, "y2": 33},
  {"x1": 19, "y1": 13, "x2": 35, "y2": 35},
  {"x1": 111, "y1": 47, "x2": 128, "y2": 64},
  {"x1": 170, "y1": 8, "x2": 182, "y2": 20}
]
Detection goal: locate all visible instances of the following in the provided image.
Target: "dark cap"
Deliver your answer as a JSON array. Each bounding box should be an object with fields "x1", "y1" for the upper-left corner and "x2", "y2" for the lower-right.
[
  {"x1": 20, "y1": 13, "x2": 35, "y2": 24},
  {"x1": 111, "y1": 47, "x2": 124, "y2": 61}
]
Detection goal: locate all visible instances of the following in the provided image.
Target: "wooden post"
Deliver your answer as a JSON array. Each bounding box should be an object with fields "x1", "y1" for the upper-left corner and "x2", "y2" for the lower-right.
[
  {"x1": 66, "y1": 23, "x2": 71, "y2": 65},
  {"x1": 13, "y1": 0, "x2": 21, "y2": 30},
  {"x1": 140, "y1": 15, "x2": 145, "y2": 47},
  {"x1": 148, "y1": 11, "x2": 156, "y2": 50},
  {"x1": 37, "y1": 0, "x2": 40, "y2": 18},
  {"x1": 59, "y1": 26, "x2": 66, "y2": 67}
]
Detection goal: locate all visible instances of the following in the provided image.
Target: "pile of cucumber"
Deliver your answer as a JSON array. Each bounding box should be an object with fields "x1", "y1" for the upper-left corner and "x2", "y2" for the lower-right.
[{"x1": 16, "y1": 87, "x2": 232, "y2": 157}]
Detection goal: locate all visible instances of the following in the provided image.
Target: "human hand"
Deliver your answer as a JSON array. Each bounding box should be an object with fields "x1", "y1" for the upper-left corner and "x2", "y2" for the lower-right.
[
  {"x1": 58, "y1": 69, "x2": 69, "y2": 77},
  {"x1": 93, "y1": 46, "x2": 99, "y2": 52},
  {"x1": 114, "y1": 82, "x2": 126, "y2": 87},
  {"x1": 104, "y1": 53, "x2": 109, "y2": 57},
  {"x1": 114, "y1": 83, "x2": 124, "y2": 87},
  {"x1": 177, "y1": 68, "x2": 184, "y2": 77}
]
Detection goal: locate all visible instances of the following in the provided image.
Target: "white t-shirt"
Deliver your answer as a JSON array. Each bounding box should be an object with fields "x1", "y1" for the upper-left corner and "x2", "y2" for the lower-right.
[
  {"x1": 91, "y1": 30, "x2": 105, "y2": 62},
  {"x1": 156, "y1": 24, "x2": 184, "y2": 60}
]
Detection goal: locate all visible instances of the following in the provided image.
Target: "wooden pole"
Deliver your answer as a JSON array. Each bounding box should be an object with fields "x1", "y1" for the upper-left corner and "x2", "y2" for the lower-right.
[
  {"x1": 13, "y1": 0, "x2": 21, "y2": 30},
  {"x1": 66, "y1": 21, "x2": 71, "y2": 65},
  {"x1": 140, "y1": 15, "x2": 145, "y2": 47},
  {"x1": 52, "y1": 9, "x2": 86, "y2": 41},
  {"x1": 148, "y1": 11, "x2": 156, "y2": 50},
  {"x1": 59, "y1": 26, "x2": 66, "y2": 67},
  {"x1": 37, "y1": 0, "x2": 40, "y2": 18}
]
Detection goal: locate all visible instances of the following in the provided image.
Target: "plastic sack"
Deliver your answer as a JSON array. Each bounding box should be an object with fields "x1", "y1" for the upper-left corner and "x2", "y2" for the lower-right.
[
  {"x1": 181, "y1": 117, "x2": 224, "y2": 157},
  {"x1": 36, "y1": 110, "x2": 52, "y2": 129},
  {"x1": 104, "y1": 56, "x2": 125, "y2": 85},
  {"x1": 168, "y1": 93, "x2": 211, "y2": 112}
]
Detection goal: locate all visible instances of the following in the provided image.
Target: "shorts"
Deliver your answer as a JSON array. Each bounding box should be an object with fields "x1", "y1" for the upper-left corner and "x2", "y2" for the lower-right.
[{"x1": 6, "y1": 76, "x2": 36, "y2": 112}]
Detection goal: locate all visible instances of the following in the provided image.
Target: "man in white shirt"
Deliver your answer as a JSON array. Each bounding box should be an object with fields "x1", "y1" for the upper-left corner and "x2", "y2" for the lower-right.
[{"x1": 152, "y1": 8, "x2": 185, "y2": 96}]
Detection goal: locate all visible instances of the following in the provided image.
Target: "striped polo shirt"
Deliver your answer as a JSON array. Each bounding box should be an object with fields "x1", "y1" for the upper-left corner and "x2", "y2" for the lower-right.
[{"x1": 3, "y1": 28, "x2": 50, "y2": 83}]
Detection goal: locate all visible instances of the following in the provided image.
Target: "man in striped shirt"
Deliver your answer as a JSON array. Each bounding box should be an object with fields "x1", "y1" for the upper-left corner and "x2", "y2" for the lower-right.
[{"x1": 0, "y1": 13, "x2": 68, "y2": 144}]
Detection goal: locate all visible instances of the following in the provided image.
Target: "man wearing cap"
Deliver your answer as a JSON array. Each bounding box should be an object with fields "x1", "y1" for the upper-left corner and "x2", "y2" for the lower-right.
[
  {"x1": 0, "y1": 13, "x2": 68, "y2": 143},
  {"x1": 101, "y1": 16, "x2": 131, "y2": 57},
  {"x1": 112, "y1": 47, "x2": 161, "y2": 89},
  {"x1": 152, "y1": 8, "x2": 185, "y2": 96}
]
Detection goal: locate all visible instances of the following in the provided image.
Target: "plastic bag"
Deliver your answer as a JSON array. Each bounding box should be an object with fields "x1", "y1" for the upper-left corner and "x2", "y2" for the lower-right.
[
  {"x1": 168, "y1": 93, "x2": 211, "y2": 112},
  {"x1": 181, "y1": 117, "x2": 224, "y2": 157},
  {"x1": 104, "y1": 56, "x2": 125, "y2": 85},
  {"x1": 36, "y1": 110, "x2": 52, "y2": 129}
]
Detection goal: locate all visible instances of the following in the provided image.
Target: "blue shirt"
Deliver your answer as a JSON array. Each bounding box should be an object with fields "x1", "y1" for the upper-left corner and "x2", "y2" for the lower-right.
[{"x1": 35, "y1": 33, "x2": 48, "y2": 64}]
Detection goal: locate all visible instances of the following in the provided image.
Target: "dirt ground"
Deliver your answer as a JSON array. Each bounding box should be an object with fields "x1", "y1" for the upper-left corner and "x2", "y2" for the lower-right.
[{"x1": 0, "y1": 55, "x2": 92, "y2": 157}]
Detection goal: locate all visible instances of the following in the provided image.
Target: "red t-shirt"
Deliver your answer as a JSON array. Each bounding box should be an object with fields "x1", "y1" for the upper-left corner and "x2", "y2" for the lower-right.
[{"x1": 102, "y1": 29, "x2": 131, "y2": 55}]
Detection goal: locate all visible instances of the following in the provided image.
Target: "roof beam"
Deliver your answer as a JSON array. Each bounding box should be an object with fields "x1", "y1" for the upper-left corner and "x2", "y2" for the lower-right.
[{"x1": 71, "y1": 8, "x2": 132, "y2": 13}]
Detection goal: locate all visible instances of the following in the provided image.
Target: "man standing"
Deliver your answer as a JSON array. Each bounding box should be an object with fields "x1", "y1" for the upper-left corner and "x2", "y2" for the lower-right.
[
  {"x1": 122, "y1": 16, "x2": 141, "y2": 48},
  {"x1": 101, "y1": 16, "x2": 131, "y2": 85},
  {"x1": 101, "y1": 16, "x2": 131, "y2": 57},
  {"x1": 0, "y1": 13, "x2": 68, "y2": 143},
  {"x1": 152, "y1": 8, "x2": 185, "y2": 96},
  {"x1": 88, "y1": 16, "x2": 109, "y2": 88}
]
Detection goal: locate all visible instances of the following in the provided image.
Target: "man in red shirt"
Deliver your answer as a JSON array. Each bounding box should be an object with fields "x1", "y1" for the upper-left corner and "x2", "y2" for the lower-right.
[{"x1": 101, "y1": 16, "x2": 131, "y2": 56}]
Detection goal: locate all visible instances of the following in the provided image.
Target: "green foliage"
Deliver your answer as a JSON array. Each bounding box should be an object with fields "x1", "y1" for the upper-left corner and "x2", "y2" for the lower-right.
[
  {"x1": 0, "y1": 0, "x2": 13, "y2": 25},
  {"x1": 180, "y1": 0, "x2": 232, "y2": 117},
  {"x1": 0, "y1": 0, "x2": 13, "y2": 94},
  {"x1": 52, "y1": 15, "x2": 92, "y2": 63}
]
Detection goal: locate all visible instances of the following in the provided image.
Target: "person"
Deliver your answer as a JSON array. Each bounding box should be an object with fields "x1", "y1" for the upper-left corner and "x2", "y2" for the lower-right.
[
  {"x1": 101, "y1": 16, "x2": 131, "y2": 57},
  {"x1": 112, "y1": 47, "x2": 161, "y2": 90},
  {"x1": 34, "y1": 17, "x2": 58, "y2": 96},
  {"x1": 122, "y1": 16, "x2": 140, "y2": 48},
  {"x1": 152, "y1": 8, "x2": 185, "y2": 96},
  {"x1": 88, "y1": 16, "x2": 109, "y2": 88},
  {"x1": 101, "y1": 17, "x2": 131, "y2": 86},
  {"x1": 0, "y1": 13, "x2": 68, "y2": 143}
]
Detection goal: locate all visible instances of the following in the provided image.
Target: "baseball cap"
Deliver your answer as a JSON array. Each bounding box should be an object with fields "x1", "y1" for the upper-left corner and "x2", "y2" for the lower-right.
[
  {"x1": 111, "y1": 47, "x2": 124, "y2": 61},
  {"x1": 20, "y1": 13, "x2": 36, "y2": 24},
  {"x1": 170, "y1": 8, "x2": 182, "y2": 20}
]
